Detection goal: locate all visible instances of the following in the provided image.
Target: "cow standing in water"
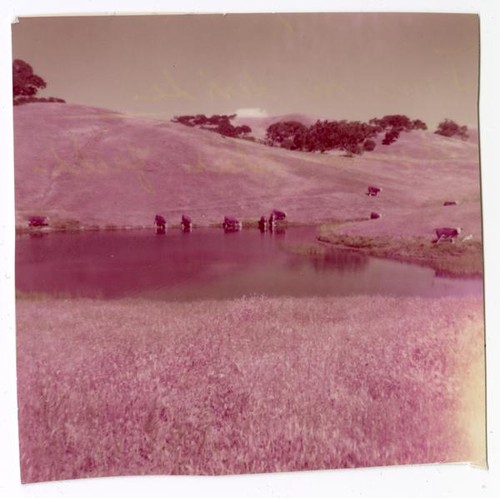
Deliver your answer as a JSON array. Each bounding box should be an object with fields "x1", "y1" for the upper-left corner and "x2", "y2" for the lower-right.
[
  {"x1": 269, "y1": 209, "x2": 287, "y2": 226},
  {"x1": 258, "y1": 216, "x2": 268, "y2": 232},
  {"x1": 28, "y1": 215, "x2": 49, "y2": 228},
  {"x1": 270, "y1": 209, "x2": 287, "y2": 222},
  {"x1": 223, "y1": 216, "x2": 242, "y2": 232},
  {"x1": 433, "y1": 227, "x2": 462, "y2": 243},
  {"x1": 181, "y1": 215, "x2": 193, "y2": 232},
  {"x1": 268, "y1": 209, "x2": 287, "y2": 234},
  {"x1": 155, "y1": 214, "x2": 166, "y2": 233}
]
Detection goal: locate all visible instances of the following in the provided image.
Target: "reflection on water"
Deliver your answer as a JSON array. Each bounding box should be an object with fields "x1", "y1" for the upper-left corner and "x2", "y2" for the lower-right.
[
  {"x1": 305, "y1": 249, "x2": 369, "y2": 273},
  {"x1": 28, "y1": 231, "x2": 48, "y2": 239},
  {"x1": 15, "y1": 227, "x2": 483, "y2": 301}
]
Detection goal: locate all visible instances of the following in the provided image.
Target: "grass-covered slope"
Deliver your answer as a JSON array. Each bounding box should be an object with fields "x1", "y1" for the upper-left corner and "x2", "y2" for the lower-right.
[{"x1": 14, "y1": 103, "x2": 481, "y2": 241}]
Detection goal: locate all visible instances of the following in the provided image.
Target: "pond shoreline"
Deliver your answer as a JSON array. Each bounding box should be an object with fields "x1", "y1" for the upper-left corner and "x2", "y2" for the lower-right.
[
  {"x1": 316, "y1": 233, "x2": 483, "y2": 278},
  {"x1": 17, "y1": 220, "x2": 483, "y2": 279}
]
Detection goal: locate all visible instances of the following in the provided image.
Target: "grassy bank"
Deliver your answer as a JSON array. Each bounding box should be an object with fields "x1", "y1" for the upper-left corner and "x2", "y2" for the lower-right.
[
  {"x1": 317, "y1": 232, "x2": 483, "y2": 277},
  {"x1": 16, "y1": 294, "x2": 485, "y2": 482}
]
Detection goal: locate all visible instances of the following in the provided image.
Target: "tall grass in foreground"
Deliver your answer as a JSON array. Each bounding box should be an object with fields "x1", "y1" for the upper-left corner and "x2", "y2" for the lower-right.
[{"x1": 16, "y1": 295, "x2": 484, "y2": 482}]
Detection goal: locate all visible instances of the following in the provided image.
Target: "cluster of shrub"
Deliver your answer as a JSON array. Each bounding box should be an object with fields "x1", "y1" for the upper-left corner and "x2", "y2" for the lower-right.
[
  {"x1": 265, "y1": 114, "x2": 470, "y2": 155},
  {"x1": 172, "y1": 114, "x2": 252, "y2": 139},
  {"x1": 433, "y1": 119, "x2": 469, "y2": 140},
  {"x1": 264, "y1": 114, "x2": 429, "y2": 155},
  {"x1": 14, "y1": 96, "x2": 66, "y2": 106}
]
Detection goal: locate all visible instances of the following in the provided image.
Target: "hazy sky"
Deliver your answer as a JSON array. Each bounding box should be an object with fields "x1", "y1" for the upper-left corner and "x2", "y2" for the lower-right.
[{"x1": 12, "y1": 13, "x2": 479, "y2": 128}]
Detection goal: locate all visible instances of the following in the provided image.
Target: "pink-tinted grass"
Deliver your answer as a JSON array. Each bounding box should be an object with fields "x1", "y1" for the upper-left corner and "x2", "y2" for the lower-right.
[
  {"x1": 16, "y1": 295, "x2": 485, "y2": 482},
  {"x1": 14, "y1": 104, "x2": 481, "y2": 236}
]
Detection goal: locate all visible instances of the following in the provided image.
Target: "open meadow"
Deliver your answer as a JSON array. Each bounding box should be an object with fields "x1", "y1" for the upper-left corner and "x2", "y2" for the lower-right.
[
  {"x1": 16, "y1": 294, "x2": 485, "y2": 482},
  {"x1": 14, "y1": 101, "x2": 486, "y2": 482}
]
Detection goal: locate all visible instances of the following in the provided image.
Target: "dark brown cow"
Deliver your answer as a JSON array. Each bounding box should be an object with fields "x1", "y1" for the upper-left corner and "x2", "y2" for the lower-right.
[
  {"x1": 181, "y1": 215, "x2": 192, "y2": 232},
  {"x1": 366, "y1": 186, "x2": 381, "y2": 197},
  {"x1": 433, "y1": 227, "x2": 462, "y2": 243},
  {"x1": 28, "y1": 215, "x2": 49, "y2": 228},
  {"x1": 258, "y1": 216, "x2": 268, "y2": 232},
  {"x1": 155, "y1": 214, "x2": 166, "y2": 231},
  {"x1": 270, "y1": 209, "x2": 287, "y2": 221},
  {"x1": 223, "y1": 216, "x2": 242, "y2": 232}
]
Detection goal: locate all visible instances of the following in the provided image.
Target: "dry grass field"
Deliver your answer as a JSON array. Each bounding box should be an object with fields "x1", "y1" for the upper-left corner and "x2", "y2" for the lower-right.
[{"x1": 16, "y1": 294, "x2": 485, "y2": 483}]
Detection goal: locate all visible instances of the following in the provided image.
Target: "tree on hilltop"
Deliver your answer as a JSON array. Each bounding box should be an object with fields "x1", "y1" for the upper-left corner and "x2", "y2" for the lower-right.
[
  {"x1": 434, "y1": 119, "x2": 469, "y2": 140},
  {"x1": 370, "y1": 114, "x2": 427, "y2": 133},
  {"x1": 172, "y1": 113, "x2": 252, "y2": 139},
  {"x1": 13, "y1": 59, "x2": 65, "y2": 105},
  {"x1": 369, "y1": 114, "x2": 427, "y2": 146},
  {"x1": 13, "y1": 59, "x2": 46, "y2": 98},
  {"x1": 266, "y1": 119, "x2": 379, "y2": 155},
  {"x1": 265, "y1": 121, "x2": 309, "y2": 150},
  {"x1": 363, "y1": 139, "x2": 376, "y2": 151},
  {"x1": 382, "y1": 129, "x2": 400, "y2": 145},
  {"x1": 412, "y1": 119, "x2": 428, "y2": 130},
  {"x1": 370, "y1": 114, "x2": 413, "y2": 132}
]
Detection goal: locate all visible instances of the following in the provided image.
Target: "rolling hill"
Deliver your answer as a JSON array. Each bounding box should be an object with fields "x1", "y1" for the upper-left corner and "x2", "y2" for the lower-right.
[{"x1": 14, "y1": 103, "x2": 482, "y2": 239}]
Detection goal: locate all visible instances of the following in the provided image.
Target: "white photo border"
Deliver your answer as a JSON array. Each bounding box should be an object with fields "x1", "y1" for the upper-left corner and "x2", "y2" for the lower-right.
[{"x1": 1, "y1": 1, "x2": 498, "y2": 497}]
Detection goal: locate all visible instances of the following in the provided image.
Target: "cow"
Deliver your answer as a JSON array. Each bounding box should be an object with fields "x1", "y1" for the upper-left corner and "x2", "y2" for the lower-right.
[
  {"x1": 366, "y1": 186, "x2": 381, "y2": 197},
  {"x1": 181, "y1": 215, "x2": 192, "y2": 232},
  {"x1": 433, "y1": 227, "x2": 462, "y2": 243},
  {"x1": 28, "y1": 215, "x2": 49, "y2": 228},
  {"x1": 270, "y1": 209, "x2": 287, "y2": 221},
  {"x1": 258, "y1": 215, "x2": 268, "y2": 232},
  {"x1": 155, "y1": 214, "x2": 166, "y2": 232},
  {"x1": 269, "y1": 209, "x2": 287, "y2": 229},
  {"x1": 370, "y1": 212, "x2": 381, "y2": 220},
  {"x1": 222, "y1": 216, "x2": 242, "y2": 232}
]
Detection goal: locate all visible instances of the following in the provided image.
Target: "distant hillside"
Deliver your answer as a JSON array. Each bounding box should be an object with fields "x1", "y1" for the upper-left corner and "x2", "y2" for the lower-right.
[{"x1": 14, "y1": 104, "x2": 482, "y2": 239}]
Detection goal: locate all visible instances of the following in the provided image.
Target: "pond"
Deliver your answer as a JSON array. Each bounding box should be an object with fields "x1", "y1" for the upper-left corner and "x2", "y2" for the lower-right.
[{"x1": 15, "y1": 227, "x2": 483, "y2": 301}]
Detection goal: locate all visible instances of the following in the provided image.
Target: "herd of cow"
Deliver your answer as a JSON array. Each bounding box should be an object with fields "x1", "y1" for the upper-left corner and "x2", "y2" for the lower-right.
[
  {"x1": 154, "y1": 209, "x2": 288, "y2": 234},
  {"x1": 26, "y1": 185, "x2": 464, "y2": 243},
  {"x1": 364, "y1": 185, "x2": 464, "y2": 244}
]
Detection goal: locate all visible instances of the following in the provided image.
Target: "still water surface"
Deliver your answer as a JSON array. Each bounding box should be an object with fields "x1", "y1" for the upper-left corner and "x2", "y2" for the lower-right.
[{"x1": 15, "y1": 228, "x2": 483, "y2": 301}]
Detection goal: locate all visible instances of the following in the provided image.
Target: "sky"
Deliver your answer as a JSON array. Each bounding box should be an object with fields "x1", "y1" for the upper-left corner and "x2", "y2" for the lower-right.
[{"x1": 12, "y1": 13, "x2": 479, "y2": 129}]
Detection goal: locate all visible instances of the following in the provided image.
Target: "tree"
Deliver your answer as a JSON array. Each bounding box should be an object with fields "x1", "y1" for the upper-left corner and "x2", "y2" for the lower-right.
[
  {"x1": 13, "y1": 59, "x2": 46, "y2": 99},
  {"x1": 382, "y1": 129, "x2": 400, "y2": 145},
  {"x1": 309, "y1": 120, "x2": 377, "y2": 155},
  {"x1": 412, "y1": 119, "x2": 428, "y2": 130},
  {"x1": 234, "y1": 125, "x2": 252, "y2": 136},
  {"x1": 13, "y1": 59, "x2": 65, "y2": 105},
  {"x1": 172, "y1": 114, "x2": 252, "y2": 139},
  {"x1": 434, "y1": 119, "x2": 469, "y2": 140},
  {"x1": 304, "y1": 120, "x2": 334, "y2": 152},
  {"x1": 363, "y1": 139, "x2": 376, "y2": 151},
  {"x1": 265, "y1": 121, "x2": 309, "y2": 150},
  {"x1": 172, "y1": 115, "x2": 196, "y2": 126}
]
